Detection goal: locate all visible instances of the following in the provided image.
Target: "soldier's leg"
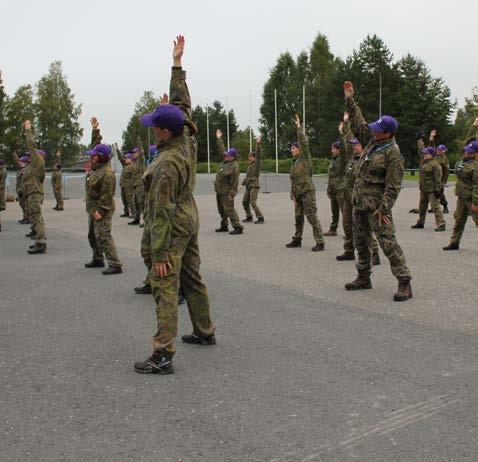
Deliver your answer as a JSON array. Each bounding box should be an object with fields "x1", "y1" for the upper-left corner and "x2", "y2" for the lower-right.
[
  {"x1": 429, "y1": 193, "x2": 445, "y2": 228},
  {"x1": 180, "y1": 233, "x2": 215, "y2": 338},
  {"x1": 133, "y1": 188, "x2": 141, "y2": 221},
  {"x1": 250, "y1": 187, "x2": 263, "y2": 219},
  {"x1": 371, "y1": 234, "x2": 379, "y2": 255},
  {"x1": 302, "y1": 191, "x2": 324, "y2": 245},
  {"x1": 417, "y1": 191, "x2": 429, "y2": 225},
  {"x1": 449, "y1": 197, "x2": 468, "y2": 245},
  {"x1": 127, "y1": 187, "x2": 135, "y2": 218},
  {"x1": 242, "y1": 189, "x2": 252, "y2": 218},
  {"x1": 293, "y1": 196, "x2": 305, "y2": 241},
  {"x1": 55, "y1": 189, "x2": 64, "y2": 209},
  {"x1": 29, "y1": 194, "x2": 46, "y2": 245},
  {"x1": 121, "y1": 186, "x2": 129, "y2": 215},
  {"x1": 342, "y1": 199, "x2": 354, "y2": 253},
  {"x1": 137, "y1": 189, "x2": 145, "y2": 221},
  {"x1": 0, "y1": 188, "x2": 6, "y2": 210},
  {"x1": 140, "y1": 225, "x2": 152, "y2": 285},
  {"x1": 216, "y1": 194, "x2": 228, "y2": 228},
  {"x1": 27, "y1": 195, "x2": 37, "y2": 234},
  {"x1": 94, "y1": 215, "x2": 122, "y2": 268},
  {"x1": 223, "y1": 195, "x2": 243, "y2": 230},
  {"x1": 353, "y1": 209, "x2": 373, "y2": 277},
  {"x1": 88, "y1": 216, "x2": 103, "y2": 262},
  {"x1": 371, "y1": 212, "x2": 411, "y2": 282},
  {"x1": 329, "y1": 194, "x2": 340, "y2": 231}
]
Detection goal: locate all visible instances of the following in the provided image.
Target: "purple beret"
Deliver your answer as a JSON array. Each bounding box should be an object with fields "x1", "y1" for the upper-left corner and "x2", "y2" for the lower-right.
[
  {"x1": 125, "y1": 153, "x2": 133, "y2": 160},
  {"x1": 225, "y1": 148, "x2": 237, "y2": 157},
  {"x1": 368, "y1": 115, "x2": 398, "y2": 134},
  {"x1": 19, "y1": 156, "x2": 29, "y2": 162},
  {"x1": 422, "y1": 146, "x2": 436, "y2": 156},
  {"x1": 0, "y1": 159, "x2": 4, "y2": 165},
  {"x1": 149, "y1": 145, "x2": 157, "y2": 156},
  {"x1": 437, "y1": 144, "x2": 447, "y2": 152},
  {"x1": 349, "y1": 137, "x2": 361, "y2": 145},
  {"x1": 463, "y1": 140, "x2": 478, "y2": 153},
  {"x1": 140, "y1": 104, "x2": 185, "y2": 134},
  {"x1": 291, "y1": 142, "x2": 300, "y2": 149},
  {"x1": 131, "y1": 147, "x2": 139, "y2": 154},
  {"x1": 37, "y1": 149, "x2": 47, "y2": 156},
  {"x1": 87, "y1": 143, "x2": 111, "y2": 160},
  {"x1": 331, "y1": 141, "x2": 340, "y2": 149}
]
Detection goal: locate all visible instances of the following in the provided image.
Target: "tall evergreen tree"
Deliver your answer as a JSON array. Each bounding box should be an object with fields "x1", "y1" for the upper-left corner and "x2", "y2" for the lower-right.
[{"x1": 0, "y1": 71, "x2": 7, "y2": 155}]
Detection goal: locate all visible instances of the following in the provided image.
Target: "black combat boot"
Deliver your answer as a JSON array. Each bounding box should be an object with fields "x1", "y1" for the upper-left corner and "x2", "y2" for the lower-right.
[
  {"x1": 242, "y1": 216, "x2": 253, "y2": 222},
  {"x1": 181, "y1": 333, "x2": 216, "y2": 345},
  {"x1": 85, "y1": 260, "x2": 105, "y2": 268},
  {"x1": 229, "y1": 228, "x2": 243, "y2": 235},
  {"x1": 345, "y1": 274, "x2": 372, "y2": 290},
  {"x1": 443, "y1": 242, "x2": 459, "y2": 251},
  {"x1": 25, "y1": 231, "x2": 35, "y2": 238},
  {"x1": 255, "y1": 217, "x2": 265, "y2": 224},
  {"x1": 139, "y1": 223, "x2": 144, "y2": 228},
  {"x1": 443, "y1": 205, "x2": 449, "y2": 214},
  {"x1": 372, "y1": 253, "x2": 381, "y2": 266},
  {"x1": 52, "y1": 206, "x2": 58, "y2": 210},
  {"x1": 102, "y1": 266, "x2": 123, "y2": 275},
  {"x1": 27, "y1": 244, "x2": 46, "y2": 255},
  {"x1": 128, "y1": 219, "x2": 140, "y2": 225},
  {"x1": 434, "y1": 225, "x2": 446, "y2": 232},
  {"x1": 285, "y1": 239, "x2": 301, "y2": 248},
  {"x1": 120, "y1": 213, "x2": 129, "y2": 218},
  {"x1": 408, "y1": 208, "x2": 419, "y2": 214},
  {"x1": 411, "y1": 223, "x2": 424, "y2": 229},
  {"x1": 427, "y1": 209, "x2": 433, "y2": 213},
  {"x1": 215, "y1": 226, "x2": 229, "y2": 232},
  {"x1": 324, "y1": 229, "x2": 337, "y2": 236},
  {"x1": 311, "y1": 243, "x2": 325, "y2": 252},
  {"x1": 134, "y1": 349, "x2": 174, "y2": 374},
  {"x1": 134, "y1": 283, "x2": 152, "y2": 294},
  {"x1": 393, "y1": 280, "x2": 413, "y2": 301},
  {"x1": 178, "y1": 293, "x2": 186, "y2": 305},
  {"x1": 57, "y1": 207, "x2": 64, "y2": 211},
  {"x1": 336, "y1": 252, "x2": 355, "y2": 261}
]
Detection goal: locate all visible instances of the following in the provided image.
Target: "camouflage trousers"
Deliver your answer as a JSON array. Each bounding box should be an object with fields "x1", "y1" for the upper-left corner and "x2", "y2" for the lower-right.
[
  {"x1": 328, "y1": 192, "x2": 341, "y2": 231},
  {"x1": 87, "y1": 214, "x2": 122, "y2": 267},
  {"x1": 132, "y1": 184, "x2": 145, "y2": 221},
  {"x1": 18, "y1": 194, "x2": 28, "y2": 220},
  {"x1": 449, "y1": 196, "x2": 478, "y2": 245},
  {"x1": 0, "y1": 187, "x2": 5, "y2": 210},
  {"x1": 216, "y1": 193, "x2": 243, "y2": 229},
  {"x1": 150, "y1": 233, "x2": 215, "y2": 355},
  {"x1": 27, "y1": 193, "x2": 46, "y2": 245},
  {"x1": 417, "y1": 192, "x2": 445, "y2": 227},
  {"x1": 120, "y1": 186, "x2": 129, "y2": 215},
  {"x1": 53, "y1": 187, "x2": 64, "y2": 209},
  {"x1": 242, "y1": 187, "x2": 263, "y2": 219},
  {"x1": 140, "y1": 220, "x2": 153, "y2": 285},
  {"x1": 438, "y1": 189, "x2": 448, "y2": 208},
  {"x1": 342, "y1": 199, "x2": 378, "y2": 255},
  {"x1": 124, "y1": 185, "x2": 134, "y2": 217},
  {"x1": 353, "y1": 209, "x2": 411, "y2": 281},
  {"x1": 293, "y1": 190, "x2": 324, "y2": 245}
]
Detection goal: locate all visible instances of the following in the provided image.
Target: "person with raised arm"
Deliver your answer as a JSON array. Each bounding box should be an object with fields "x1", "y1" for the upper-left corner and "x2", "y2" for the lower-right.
[
  {"x1": 51, "y1": 149, "x2": 64, "y2": 211},
  {"x1": 286, "y1": 114, "x2": 325, "y2": 251},
  {"x1": 128, "y1": 132, "x2": 146, "y2": 226},
  {"x1": 343, "y1": 81, "x2": 412, "y2": 301},
  {"x1": 116, "y1": 143, "x2": 133, "y2": 218},
  {"x1": 135, "y1": 35, "x2": 215, "y2": 375}
]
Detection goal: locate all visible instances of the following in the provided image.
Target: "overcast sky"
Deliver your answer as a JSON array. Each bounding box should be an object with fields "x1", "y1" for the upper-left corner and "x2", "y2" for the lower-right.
[{"x1": 1, "y1": 0, "x2": 475, "y2": 145}]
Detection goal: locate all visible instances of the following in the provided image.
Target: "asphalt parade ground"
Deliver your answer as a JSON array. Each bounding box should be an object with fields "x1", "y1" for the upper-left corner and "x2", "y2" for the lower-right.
[{"x1": 1, "y1": 176, "x2": 477, "y2": 461}]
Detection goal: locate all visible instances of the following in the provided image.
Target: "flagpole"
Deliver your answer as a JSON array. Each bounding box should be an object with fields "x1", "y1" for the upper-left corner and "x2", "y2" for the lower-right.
[
  {"x1": 274, "y1": 89, "x2": 278, "y2": 174},
  {"x1": 206, "y1": 106, "x2": 210, "y2": 174}
]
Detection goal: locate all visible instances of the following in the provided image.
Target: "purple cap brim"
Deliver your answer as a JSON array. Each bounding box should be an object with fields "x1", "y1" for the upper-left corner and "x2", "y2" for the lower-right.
[
  {"x1": 349, "y1": 138, "x2": 360, "y2": 145},
  {"x1": 140, "y1": 113, "x2": 156, "y2": 127},
  {"x1": 368, "y1": 122, "x2": 385, "y2": 133},
  {"x1": 86, "y1": 150, "x2": 97, "y2": 156},
  {"x1": 463, "y1": 146, "x2": 476, "y2": 153}
]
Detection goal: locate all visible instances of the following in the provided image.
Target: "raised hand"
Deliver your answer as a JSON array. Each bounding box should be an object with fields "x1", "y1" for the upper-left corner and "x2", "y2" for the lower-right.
[
  {"x1": 24, "y1": 120, "x2": 31, "y2": 130},
  {"x1": 343, "y1": 81, "x2": 354, "y2": 98},
  {"x1": 473, "y1": 117, "x2": 478, "y2": 127},
  {"x1": 293, "y1": 114, "x2": 301, "y2": 128},
  {"x1": 430, "y1": 129, "x2": 437, "y2": 139},
  {"x1": 216, "y1": 129, "x2": 223, "y2": 139},
  {"x1": 173, "y1": 35, "x2": 185, "y2": 66},
  {"x1": 90, "y1": 117, "x2": 99, "y2": 129},
  {"x1": 338, "y1": 121, "x2": 344, "y2": 133},
  {"x1": 343, "y1": 112, "x2": 349, "y2": 123}
]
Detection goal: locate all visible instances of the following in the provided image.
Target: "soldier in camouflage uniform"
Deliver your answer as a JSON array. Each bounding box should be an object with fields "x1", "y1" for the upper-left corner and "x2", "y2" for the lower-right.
[
  {"x1": 286, "y1": 114, "x2": 325, "y2": 251},
  {"x1": 410, "y1": 146, "x2": 445, "y2": 231},
  {"x1": 128, "y1": 134, "x2": 147, "y2": 226},
  {"x1": 325, "y1": 140, "x2": 345, "y2": 236},
  {"x1": 435, "y1": 143, "x2": 450, "y2": 213},
  {"x1": 342, "y1": 81, "x2": 412, "y2": 301},
  {"x1": 13, "y1": 153, "x2": 29, "y2": 224},
  {"x1": 336, "y1": 114, "x2": 380, "y2": 264},
  {"x1": 241, "y1": 136, "x2": 264, "y2": 223},
  {"x1": 443, "y1": 140, "x2": 478, "y2": 250},
  {"x1": 51, "y1": 150, "x2": 64, "y2": 211},
  {"x1": 84, "y1": 116, "x2": 122, "y2": 275},
  {"x1": 0, "y1": 159, "x2": 6, "y2": 212},
  {"x1": 214, "y1": 129, "x2": 243, "y2": 235},
  {"x1": 22, "y1": 120, "x2": 47, "y2": 254},
  {"x1": 116, "y1": 143, "x2": 132, "y2": 217},
  {"x1": 134, "y1": 35, "x2": 215, "y2": 375}
]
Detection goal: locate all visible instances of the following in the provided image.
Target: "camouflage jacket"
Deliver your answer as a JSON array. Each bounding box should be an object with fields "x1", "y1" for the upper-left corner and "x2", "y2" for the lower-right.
[
  {"x1": 143, "y1": 66, "x2": 199, "y2": 263},
  {"x1": 16, "y1": 168, "x2": 25, "y2": 195},
  {"x1": 346, "y1": 95, "x2": 404, "y2": 214},
  {"x1": 290, "y1": 126, "x2": 315, "y2": 198},
  {"x1": 22, "y1": 129, "x2": 45, "y2": 196},
  {"x1": 131, "y1": 135, "x2": 146, "y2": 189},
  {"x1": 118, "y1": 152, "x2": 128, "y2": 187},
  {"x1": 454, "y1": 158, "x2": 478, "y2": 200},
  {"x1": 85, "y1": 162, "x2": 116, "y2": 215},
  {"x1": 419, "y1": 159, "x2": 442, "y2": 193},
  {"x1": 436, "y1": 156, "x2": 449, "y2": 185},
  {"x1": 0, "y1": 167, "x2": 6, "y2": 189},
  {"x1": 215, "y1": 138, "x2": 240, "y2": 195},
  {"x1": 327, "y1": 130, "x2": 348, "y2": 197},
  {"x1": 51, "y1": 170, "x2": 62, "y2": 189},
  {"x1": 243, "y1": 142, "x2": 262, "y2": 189}
]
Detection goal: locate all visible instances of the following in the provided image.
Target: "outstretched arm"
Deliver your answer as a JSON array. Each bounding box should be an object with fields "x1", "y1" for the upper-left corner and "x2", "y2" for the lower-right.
[
  {"x1": 24, "y1": 120, "x2": 41, "y2": 169},
  {"x1": 216, "y1": 129, "x2": 225, "y2": 157},
  {"x1": 169, "y1": 35, "x2": 192, "y2": 122},
  {"x1": 90, "y1": 117, "x2": 102, "y2": 148},
  {"x1": 343, "y1": 81, "x2": 372, "y2": 147},
  {"x1": 252, "y1": 136, "x2": 262, "y2": 177},
  {"x1": 294, "y1": 114, "x2": 311, "y2": 163},
  {"x1": 12, "y1": 151, "x2": 21, "y2": 167},
  {"x1": 136, "y1": 132, "x2": 145, "y2": 164}
]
